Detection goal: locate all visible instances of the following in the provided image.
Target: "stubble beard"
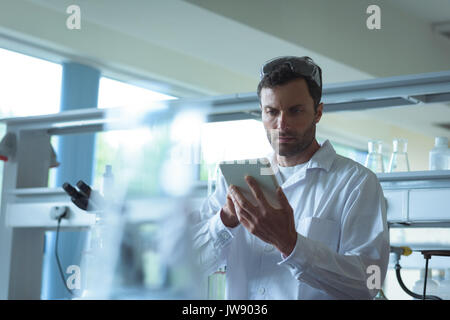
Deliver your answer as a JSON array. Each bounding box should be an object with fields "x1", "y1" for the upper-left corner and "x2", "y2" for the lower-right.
[{"x1": 267, "y1": 120, "x2": 316, "y2": 158}]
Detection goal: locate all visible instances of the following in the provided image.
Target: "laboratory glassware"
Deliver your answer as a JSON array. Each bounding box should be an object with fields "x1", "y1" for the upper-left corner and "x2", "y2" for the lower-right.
[
  {"x1": 388, "y1": 138, "x2": 410, "y2": 172},
  {"x1": 364, "y1": 140, "x2": 385, "y2": 173},
  {"x1": 429, "y1": 136, "x2": 449, "y2": 170}
]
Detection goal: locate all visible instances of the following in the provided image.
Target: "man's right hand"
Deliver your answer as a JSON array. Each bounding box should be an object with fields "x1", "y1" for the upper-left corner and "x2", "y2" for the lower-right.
[{"x1": 220, "y1": 192, "x2": 240, "y2": 228}]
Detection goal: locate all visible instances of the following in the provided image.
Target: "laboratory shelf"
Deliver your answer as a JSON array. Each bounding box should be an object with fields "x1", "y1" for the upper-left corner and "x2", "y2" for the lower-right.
[
  {"x1": 377, "y1": 170, "x2": 450, "y2": 227},
  {"x1": 378, "y1": 170, "x2": 450, "y2": 190},
  {"x1": 7, "y1": 187, "x2": 66, "y2": 195},
  {"x1": 377, "y1": 170, "x2": 450, "y2": 182}
]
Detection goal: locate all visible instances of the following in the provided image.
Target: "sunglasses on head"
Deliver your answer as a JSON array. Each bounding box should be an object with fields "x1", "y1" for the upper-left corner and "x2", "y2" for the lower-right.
[{"x1": 260, "y1": 56, "x2": 322, "y2": 89}]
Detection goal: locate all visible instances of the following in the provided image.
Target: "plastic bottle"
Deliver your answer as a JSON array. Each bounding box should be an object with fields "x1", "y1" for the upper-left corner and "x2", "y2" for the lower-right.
[
  {"x1": 81, "y1": 165, "x2": 114, "y2": 298},
  {"x1": 429, "y1": 137, "x2": 449, "y2": 170},
  {"x1": 412, "y1": 268, "x2": 439, "y2": 298},
  {"x1": 437, "y1": 268, "x2": 450, "y2": 300}
]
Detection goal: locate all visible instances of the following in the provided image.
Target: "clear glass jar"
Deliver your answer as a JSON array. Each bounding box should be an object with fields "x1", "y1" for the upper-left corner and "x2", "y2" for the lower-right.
[
  {"x1": 388, "y1": 138, "x2": 410, "y2": 172},
  {"x1": 364, "y1": 140, "x2": 385, "y2": 173}
]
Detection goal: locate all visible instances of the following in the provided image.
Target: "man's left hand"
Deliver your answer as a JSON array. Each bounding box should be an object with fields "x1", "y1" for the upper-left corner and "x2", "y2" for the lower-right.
[{"x1": 229, "y1": 176, "x2": 297, "y2": 257}]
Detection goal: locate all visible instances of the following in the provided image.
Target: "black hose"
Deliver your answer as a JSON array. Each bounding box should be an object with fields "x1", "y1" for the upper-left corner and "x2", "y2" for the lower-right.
[
  {"x1": 55, "y1": 216, "x2": 77, "y2": 297},
  {"x1": 395, "y1": 263, "x2": 441, "y2": 300}
]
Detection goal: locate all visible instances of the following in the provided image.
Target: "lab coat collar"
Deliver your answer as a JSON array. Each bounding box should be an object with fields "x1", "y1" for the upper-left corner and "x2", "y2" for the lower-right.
[
  {"x1": 305, "y1": 139, "x2": 336, "y2": 172},
  {"x1": 267, "y1": 139, "x2": 337, "y2": 181},
  {"x1": 268, "y1": 140, "x2": 336, "y2": 188}
]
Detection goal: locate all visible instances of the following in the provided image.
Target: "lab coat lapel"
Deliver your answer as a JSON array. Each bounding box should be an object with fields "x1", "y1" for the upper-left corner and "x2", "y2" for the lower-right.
[{"x1": 266, "y1": 140, "x2": 337, "y2": 189}]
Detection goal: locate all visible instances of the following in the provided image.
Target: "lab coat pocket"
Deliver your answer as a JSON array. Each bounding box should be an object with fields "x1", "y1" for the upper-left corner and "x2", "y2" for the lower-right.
[{"x1": 297, "y1": 217, "x2": 340, "y2": 252}]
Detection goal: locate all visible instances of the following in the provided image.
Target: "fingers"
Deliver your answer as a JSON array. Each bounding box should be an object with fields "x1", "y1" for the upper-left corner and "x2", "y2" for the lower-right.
[
  {"x1": 245, "y1": 176, "x2": 270, "y2": 209},
  {"x1": 228, "y1": 185, "x2": 255, "y2": 225},
  {"x1": 226, "y1": 194, "x2": 236, "y2": 214},
  {"x1": 233, "y1": 201, "x2": 253, "y2": 230},
  {"x1": 221, "y1": 195, "x2": 240, "y2": 228},
  {"x1": 276, "y1": 187, "x2": 291, "y2": 212},
  {"x1": 236, "y1": 210, "x2": 251, "y2": 230},
  {"x1": 229, "y1": 185, "x2": 256, "y2": 213}
]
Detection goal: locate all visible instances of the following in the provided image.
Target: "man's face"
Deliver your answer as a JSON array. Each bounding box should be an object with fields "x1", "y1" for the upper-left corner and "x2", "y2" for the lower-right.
[{"x1": 260, "y1": 78, "x2": 323, "y2": 157}]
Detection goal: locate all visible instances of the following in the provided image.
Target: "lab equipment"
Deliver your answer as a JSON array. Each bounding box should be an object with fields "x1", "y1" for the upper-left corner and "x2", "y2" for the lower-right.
[
  {"x1": 0, "y1": 132, "x2": 59, "y2": 167},
  {"x1": 62, "y1": 180, "x2": 105, "y2": 211},
  {"x1": 419, "y1": 250, "x2": 450, "y2": 299},
  {"x1": 413, "y1": 269, "x2": 439, "y2": 299},
  {"x1": 437, "y1": 269, "x2": 450, "y2": 300},
  {"x1": 429, "y1": 136, "x2": 449, "y2": 170},
  {"x1": 388, "y1": 138, "x2": 410, "y2": 172},
  {"x1": 0, "y1": 132, "x2": 16, "y2": 161},
  {"x1": 62, "y1": 182, "x2": 89, "y2": 211},
  {"x1": 390, "y1": 246, "x2": 412, "y2": 258},
  {"x1": 364, "y1": 140, "x2": 385, "y2": 173},
  {"x1": 390, "y1": 246, "x2": 442, "y2": 300}
]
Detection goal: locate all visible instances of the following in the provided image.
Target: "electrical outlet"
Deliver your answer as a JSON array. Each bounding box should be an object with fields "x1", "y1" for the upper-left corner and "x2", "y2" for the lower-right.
[{"x1": 50, "y1": 206, "x2": 69, "y2": 220}]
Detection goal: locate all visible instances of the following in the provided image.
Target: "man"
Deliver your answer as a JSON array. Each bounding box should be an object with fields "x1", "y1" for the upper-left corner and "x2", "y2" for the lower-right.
[{"x1": 193, "y1": 56, "x2": 389, "y2": 299}]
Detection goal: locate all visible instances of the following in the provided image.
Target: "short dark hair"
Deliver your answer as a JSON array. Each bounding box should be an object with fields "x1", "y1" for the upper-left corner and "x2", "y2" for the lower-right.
[{"x1": 257, "y1": 64, "x2": 322, "y2": 111}]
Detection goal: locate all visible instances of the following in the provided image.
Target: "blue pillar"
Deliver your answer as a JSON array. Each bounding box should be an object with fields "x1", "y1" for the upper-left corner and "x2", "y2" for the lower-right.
[
  {"x1": 57, "y1": 62, "x2": 100, "y2": 186},
  {"x1": 42, "y1": 62, "x2": 100, "y2": 299}
]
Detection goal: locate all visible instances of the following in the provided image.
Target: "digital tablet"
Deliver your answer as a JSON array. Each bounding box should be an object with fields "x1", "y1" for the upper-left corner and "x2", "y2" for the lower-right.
[{"x1": 219, "y1": 158, "x2": 281, "y2": 208}]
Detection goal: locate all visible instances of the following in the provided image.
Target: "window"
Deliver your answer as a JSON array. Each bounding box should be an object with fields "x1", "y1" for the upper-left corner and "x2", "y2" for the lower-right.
[
  {"x1": 0, "y1": 48, "x2": 61, "y2": 117},
  {"x1": 0, "y1": 47, "x2": 62, "y2": 192},
  {"x1": 97, "y1": 77, "x2": 176, "y2": 109},
  {"x1": 94, "y1": 77, "x2": 177, "y2": 190}
]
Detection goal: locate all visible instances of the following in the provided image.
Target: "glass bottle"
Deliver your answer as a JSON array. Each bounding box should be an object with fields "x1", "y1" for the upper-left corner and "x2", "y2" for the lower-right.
[
  {"x1": 437, "y1": 268, "x2": 450, "y2": 300},
  {"x1": 388, "y1": 138, "x2": 410, "y2": 172},
  {"x1": 364, "y1": 140, "x2": 385, "y2": 173},
  {"x1": 412, "y1": 269, "x2": 439, "y2": 299}
]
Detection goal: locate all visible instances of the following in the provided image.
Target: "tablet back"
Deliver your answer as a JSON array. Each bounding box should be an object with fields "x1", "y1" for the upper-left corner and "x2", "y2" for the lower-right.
[{"x1": 219, "y1": 158, "x2": 280, "y2": 208}]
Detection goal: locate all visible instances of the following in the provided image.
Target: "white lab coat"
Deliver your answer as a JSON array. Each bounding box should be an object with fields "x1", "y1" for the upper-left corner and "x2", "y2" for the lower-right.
[{"x1": 192, "y1": 140, "x2": 390, "y2": 299}]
